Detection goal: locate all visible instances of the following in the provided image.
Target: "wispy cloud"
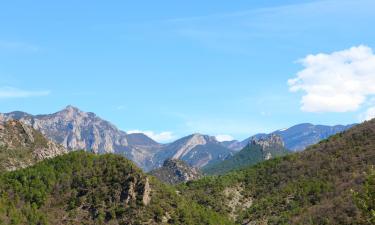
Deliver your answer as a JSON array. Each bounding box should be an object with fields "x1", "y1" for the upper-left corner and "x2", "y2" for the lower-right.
[
  {"x1": 152, "y1": 0, "x2": 374, "y2": 53},
  {"x1": 0, "y1": 41, "x2": 39, "y2": 52},
  {"x1": 0, "y1": 87, "x2": 50, "y2": 98},
  {"x1": 127, "y1": 130, "x2": 175, "y2": 143}
]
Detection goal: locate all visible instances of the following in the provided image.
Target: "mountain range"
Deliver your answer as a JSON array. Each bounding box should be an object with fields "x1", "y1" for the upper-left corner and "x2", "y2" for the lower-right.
[
  {"x1": 0, "y1": 106, "x2": 354, "y2": 172},
  {"x1": 0, "y1": 110, "x2": 373, "y2": 224},
  {"x1": 224, "y1": 123, "x2": 355, "y2": 152}
]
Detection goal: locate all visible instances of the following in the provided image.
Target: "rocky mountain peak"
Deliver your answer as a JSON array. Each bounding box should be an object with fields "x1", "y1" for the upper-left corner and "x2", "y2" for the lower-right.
[{"x1": 56, "y1": 105, "x2": 90, "y2": 120}]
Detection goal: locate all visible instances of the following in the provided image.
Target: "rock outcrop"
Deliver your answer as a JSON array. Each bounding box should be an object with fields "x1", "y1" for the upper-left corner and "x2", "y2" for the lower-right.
[
  {"x1": 0, "y1": 120, "x2": 67, "y2": 171},
  {"x1": 150, "y1": 159, "x2": 202, "y2": 184},
  {"x1": 250, "y1": 134, "x2": 285, "y2": 160}
]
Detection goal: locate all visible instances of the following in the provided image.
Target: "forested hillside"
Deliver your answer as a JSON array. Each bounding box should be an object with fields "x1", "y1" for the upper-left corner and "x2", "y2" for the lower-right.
[
  {"x1": 179, "y1": 119, "x2": 375, "y2": 224},
  {"x1": 0, "y1": 151, "x2": 232, "y2": 225}
]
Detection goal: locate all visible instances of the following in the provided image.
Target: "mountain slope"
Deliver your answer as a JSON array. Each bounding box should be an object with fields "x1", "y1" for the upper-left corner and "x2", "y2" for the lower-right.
[
  {"x1": 153, "y1": 134, "x2": 234, "y2": 169},
  {"x1": 203, "y1": 134, "x2": 289, "y2": 175},
  {"x1": 0, "y1": 120, "x2": 67, "y2": 171},
  {"x1": 179, "y1": 120, "x2": 375, "y2": 224},
  {"x1": 273, "y1": 123, "x2": 356, "y2": 151},
  {"x1": 0, "y1": 151, "x2": 232, "y2": 225},
  {"x1": 150, "y1": 159, "x2": 202, "y2": 185},
  {"x1": 0, "y1": 106, "x2": 162, "y2": 171},
  {"x1": 229, "y1": 123, "x2": 355, "y2": 152}
]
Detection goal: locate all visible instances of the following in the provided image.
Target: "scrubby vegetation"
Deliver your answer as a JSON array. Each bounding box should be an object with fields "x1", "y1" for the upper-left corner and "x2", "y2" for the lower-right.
[
  {"x1": 0, "y1": 151, "x2": 233, "y2": 225},
  {"x1": 354, "y1": 168, "x2": 375, "y2": 224},
  {"x1": 180, "y1": 120, "x2": 375, "y2": 224}
]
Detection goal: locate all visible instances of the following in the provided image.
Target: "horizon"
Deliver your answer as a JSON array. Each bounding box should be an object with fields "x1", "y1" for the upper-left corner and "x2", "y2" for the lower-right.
[
  {"x1": 0, "y1": 104, "x2": 356, "y2": 143},
  {"x1": 1, "y1": 0, "x2": 375, "y2": 142}
]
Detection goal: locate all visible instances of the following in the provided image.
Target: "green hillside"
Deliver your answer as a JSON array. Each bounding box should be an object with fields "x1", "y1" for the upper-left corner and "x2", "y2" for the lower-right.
[
  {"x1": 0, "y1": 151, "x2": 232, "y2": 225},
  {"x1": 179, "y1": 120, "x2": 375, "y2": 224}
]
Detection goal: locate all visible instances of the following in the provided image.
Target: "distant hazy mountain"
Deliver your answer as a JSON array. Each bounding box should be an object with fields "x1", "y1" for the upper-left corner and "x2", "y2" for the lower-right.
[
  {"x1": 150, "y1": 158, "x2": 202, "y2": 185},
  {"x1": 0, "y1": 120, "x2": 67, "y2": 171},
  {"x1": 226, "y1": 123, "x2": 355, "y2": 152},
  {"x1": 0, "y1": 106, "x2": 161, "y2": 171},
  {"x1": 152, "y1": 133, "x2": 234, "y2": 169},
  {"x1": 204, "y1": 134, "x2": 290, "y2": 175}
]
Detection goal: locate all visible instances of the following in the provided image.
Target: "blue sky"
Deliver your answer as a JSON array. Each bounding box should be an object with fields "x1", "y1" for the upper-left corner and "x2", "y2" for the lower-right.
[{"x1": 1, "y1": 0, "x2": 375, "y2": 142}]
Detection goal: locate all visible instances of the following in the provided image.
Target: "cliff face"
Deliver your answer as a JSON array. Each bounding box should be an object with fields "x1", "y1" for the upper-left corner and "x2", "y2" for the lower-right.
[{"x1": 0, "y1": 120, "x2": 67, "y2": 171}]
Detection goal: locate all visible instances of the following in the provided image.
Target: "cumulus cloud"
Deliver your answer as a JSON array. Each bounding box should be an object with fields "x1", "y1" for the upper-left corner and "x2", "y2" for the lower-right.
[
  {"x1": 360, "y1": 107, "x2": 375, "y2": 121},
  {"x1": 127, "y1": 130, "x2": 174, "y2": 143},
  {"x1": 0, "y1": 87, "x2": 50, "y2": 98},
  {"x1": 215, "y1": 134, "x2": 235, "y2": 142},
  {"x1": 288, "y1": 45, "x2": 375, "y2": 112}
]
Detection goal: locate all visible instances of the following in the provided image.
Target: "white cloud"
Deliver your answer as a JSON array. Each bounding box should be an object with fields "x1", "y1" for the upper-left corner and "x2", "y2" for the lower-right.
[
  {"x1": 0, "y1": 87, "x2": 50, "y2": 98},
  {"x1": 360, "y1": 107, "x2": 375, "y2": 121},
  {"x1": 127, "y1": 130, "x2": 174, "y2": 143},
  {"x1": 215, "y1": 134, "x2": 234, "y2": 142},
  {"x1": 288, "y1": 45, "x2": 375, "y2": 112}
]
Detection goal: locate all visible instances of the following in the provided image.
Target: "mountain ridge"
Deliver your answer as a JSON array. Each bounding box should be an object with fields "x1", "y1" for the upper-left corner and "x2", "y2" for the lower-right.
[{"x1": 226, "y1": 122, "x2": 355, "y2": 152}]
